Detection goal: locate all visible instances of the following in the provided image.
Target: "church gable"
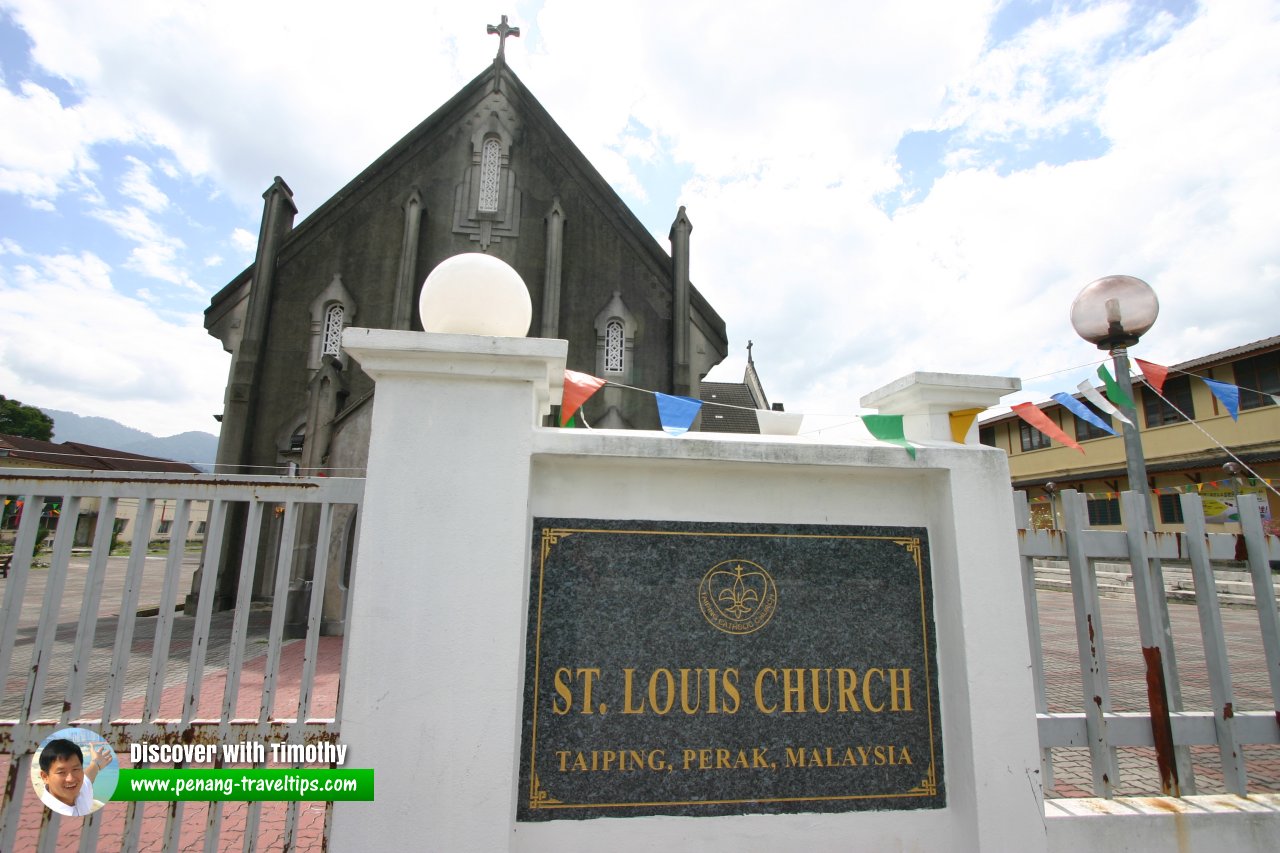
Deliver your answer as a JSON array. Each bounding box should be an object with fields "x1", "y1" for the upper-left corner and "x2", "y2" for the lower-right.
[{"x1": 211, "y1": 55, "x2": 728, "y2": 469}]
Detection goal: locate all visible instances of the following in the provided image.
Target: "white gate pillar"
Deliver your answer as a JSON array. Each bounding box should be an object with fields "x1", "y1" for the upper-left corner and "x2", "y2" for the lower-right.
[{"x1": 331, "y1": 329, "x2": 565, "y2": 852}]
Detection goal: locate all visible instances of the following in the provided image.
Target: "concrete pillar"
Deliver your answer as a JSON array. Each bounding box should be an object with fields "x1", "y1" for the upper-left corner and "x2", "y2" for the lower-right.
[
  {"x1": 669, "y1": 206, "x2": 691, "y2": 397},
  {"x1": 860, "y1": 372, "x2": 1022, "y2": 444},
  {"x1": 217, "y1": 176, "x2": 297, "y2": 474},
  {"x1": 392, "y1": 188, "x2": 424, "y2": 331},
  {"x1": 195, "y1": 176, "x2": 296, "y2": 613},
  {"x1": 331, "y1": 329, "x2": 565, "y2": 852},
  {"x1": 541, "y1": 197, "x2": 565, "y2": 339}
]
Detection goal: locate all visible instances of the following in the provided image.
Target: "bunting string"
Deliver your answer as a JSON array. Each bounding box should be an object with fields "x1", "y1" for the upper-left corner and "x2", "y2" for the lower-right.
[
  {"x1": 1146, "y1": 383, "x2": 1280, "y2": 500},
  {"x1": 1027, "y1": 480, "x2": 1278, "y2": 500},
  {"x1": 1004, "y1": 354, "x2": 1280, "y2": 502},
  {"x1": 562, "y1": 374, "x2": 920, "y2": 455}
]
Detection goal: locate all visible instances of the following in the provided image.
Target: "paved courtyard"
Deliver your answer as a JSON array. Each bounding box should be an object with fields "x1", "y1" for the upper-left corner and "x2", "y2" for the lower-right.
[{"x1": 2, "y1": 559, "x2": 1277, "y2": 849}]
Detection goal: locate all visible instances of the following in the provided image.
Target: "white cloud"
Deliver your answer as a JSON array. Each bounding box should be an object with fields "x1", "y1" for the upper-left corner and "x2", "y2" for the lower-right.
[
  {"x1": 87, "y1": 204, "x2": 202, "y2": 292},
  {"x1": 695, "y1": 0, "x2": 1280, "y2": 414},
  {"x1": 0, "y1": 0, "x2": 1276, "y2": 438},
  {"x1": 229, "y1": 227, "x2": 256, "y2": 255},
  {"x1": 119, "y1": 155, "x2": 169, "y2": 211},
  {"x1": 0, "y1": 80, "x2": 113, "y2": 201},
  {"x1": 0, "y1": 248, "x2": 228, "y2": 435},
  {"x1": 936, "y1": 2, "x2": 1130, "y2": 141}
]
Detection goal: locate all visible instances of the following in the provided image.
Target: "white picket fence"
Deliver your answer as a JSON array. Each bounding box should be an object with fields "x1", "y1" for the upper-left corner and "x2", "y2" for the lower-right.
[
  {"x1": 1015, "y1": 488, "x2": 1280, "y2": 798},
  {"x1": 0, "y1": 469, "x2": 362, "y2": 853},
  {"x1": 4, "y1": 470, "x2": 1279, "y2": 851}
]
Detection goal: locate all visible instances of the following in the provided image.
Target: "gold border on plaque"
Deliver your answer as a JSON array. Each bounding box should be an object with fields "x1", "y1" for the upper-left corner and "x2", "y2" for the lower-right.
[{"x1": 526, "y1": 526, "x2": 940, "y2": 812}]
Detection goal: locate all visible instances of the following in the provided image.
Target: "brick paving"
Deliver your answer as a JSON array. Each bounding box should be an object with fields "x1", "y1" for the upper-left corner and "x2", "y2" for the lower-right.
[{"x1": 4, "y1": 560, "x2": 1278, "y2": 849}]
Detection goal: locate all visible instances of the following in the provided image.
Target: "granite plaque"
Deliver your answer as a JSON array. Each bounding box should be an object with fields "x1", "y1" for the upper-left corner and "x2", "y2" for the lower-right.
[{"x1": 518, "y1": 519, "x2": 943, "y2": 821}]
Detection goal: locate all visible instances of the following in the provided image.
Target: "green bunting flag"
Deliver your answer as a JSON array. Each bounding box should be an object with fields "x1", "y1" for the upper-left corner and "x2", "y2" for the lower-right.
[
  {"x1": 862, "y1": 414, "x2": 916, "y2": 459},
  {"x1": 1097, "y1": 364, "x2": 1135, "y2": 411}
]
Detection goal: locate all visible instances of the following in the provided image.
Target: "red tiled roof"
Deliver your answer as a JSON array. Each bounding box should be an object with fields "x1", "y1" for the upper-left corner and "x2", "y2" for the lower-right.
[{"x1": 0, "y1": 434, "x2": 201, "y2": 473}]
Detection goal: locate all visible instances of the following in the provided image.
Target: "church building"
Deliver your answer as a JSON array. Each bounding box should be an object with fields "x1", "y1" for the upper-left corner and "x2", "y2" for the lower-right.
[{"x1": 200, "y1": 22, "x2": 737, "y2": 627}]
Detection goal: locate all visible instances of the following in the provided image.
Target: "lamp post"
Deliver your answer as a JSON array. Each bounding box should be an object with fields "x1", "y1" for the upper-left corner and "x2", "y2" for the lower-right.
[
  {"x1": 1071, "y1": 274, "x2": 1192, "y2": 794},
  {"x1": 1070, "y1": 274, "x2": 1160, "y2": 524}
]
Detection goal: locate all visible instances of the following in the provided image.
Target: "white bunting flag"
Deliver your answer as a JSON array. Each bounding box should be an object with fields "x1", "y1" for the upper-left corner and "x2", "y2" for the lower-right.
[{"x1": 1077, "y1": 380, "x2": 1134, "y2": 427}]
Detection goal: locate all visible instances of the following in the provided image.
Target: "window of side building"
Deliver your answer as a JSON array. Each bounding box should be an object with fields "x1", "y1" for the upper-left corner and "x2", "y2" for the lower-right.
[
  {"x1": 1234, "y1": 350, "x2": 1280, "y2": 410},
  {"x1": 1073, "y1": 401, "x2": 1114, "y2": 441},
  {"x1": 1143, "y1": 374, "x2": 1194, "y2": 427},
  {"x1": 1020, "y1": 420, "x2": 1052, "y2": 451},
  {"x1": 1087, "y1": 497, "x2": 1122, "y2": 526},
  {"x1": 1158, "y1": 493, "x2": 1185, "y2": 524}
]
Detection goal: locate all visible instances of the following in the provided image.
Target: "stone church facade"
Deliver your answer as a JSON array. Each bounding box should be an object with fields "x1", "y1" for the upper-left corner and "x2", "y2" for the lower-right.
[{"x1": 200, "y1": 50, "x2": 730, "y2": 628}]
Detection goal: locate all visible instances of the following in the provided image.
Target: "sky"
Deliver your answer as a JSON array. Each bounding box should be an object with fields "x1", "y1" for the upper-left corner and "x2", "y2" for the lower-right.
[{"x1": 0, "y1": 0, "x2": 1277, "y2": 439}]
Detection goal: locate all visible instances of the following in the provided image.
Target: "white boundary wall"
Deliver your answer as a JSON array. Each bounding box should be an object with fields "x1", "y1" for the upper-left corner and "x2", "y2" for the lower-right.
[{"x1": 331, "y1": 329, "x2": 1048, "y2": 852}]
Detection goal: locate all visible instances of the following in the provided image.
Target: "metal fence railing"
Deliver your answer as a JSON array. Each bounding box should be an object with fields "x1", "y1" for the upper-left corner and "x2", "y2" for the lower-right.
[
  {"x1": 0, "y1": 469, "x2": 363, "y2": 852},
  {"x1": 1016, "y1": 488, "x2": 1280, "y2": 798}
]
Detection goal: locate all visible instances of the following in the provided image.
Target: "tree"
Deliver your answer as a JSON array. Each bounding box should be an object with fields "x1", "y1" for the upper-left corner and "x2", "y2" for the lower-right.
[{"x1": 0, "y1": 395, "x2": 55, "y2": 441}]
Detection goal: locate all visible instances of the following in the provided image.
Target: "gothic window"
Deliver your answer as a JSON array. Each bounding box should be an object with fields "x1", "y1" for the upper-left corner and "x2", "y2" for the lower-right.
[
  {"x1": 322, "y1": 303, "x2": 344, "y2": 357},
  {"x1": 478, "y1": 137, "x2": 502, "y2": 213},
  {"x1": 604, "y1": 319, "x2": 625, "y2": 373}
]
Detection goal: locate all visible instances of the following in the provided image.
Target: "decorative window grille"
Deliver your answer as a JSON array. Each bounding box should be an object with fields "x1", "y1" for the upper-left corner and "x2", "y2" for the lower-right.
[
  {"x1": 322, "y1": 303, "x2": 344, "y2": 357},
  {"x1": 478, "y1": 138, "x2": 502, "y2": 213},
  {"x1": 604, "y1": 319, "x2": 624, "y2": 373}
]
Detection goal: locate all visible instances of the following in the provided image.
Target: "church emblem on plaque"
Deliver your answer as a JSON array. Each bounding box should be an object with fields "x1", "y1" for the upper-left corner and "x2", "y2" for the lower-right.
[{"x1": 698, "y1": 559, "x2": 777, "y2": 634}]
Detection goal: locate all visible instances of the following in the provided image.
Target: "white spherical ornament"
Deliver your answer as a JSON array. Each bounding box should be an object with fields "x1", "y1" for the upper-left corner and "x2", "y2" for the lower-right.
[{"x1": 418, "y1": 253, "x2": 532, "y2": 337}]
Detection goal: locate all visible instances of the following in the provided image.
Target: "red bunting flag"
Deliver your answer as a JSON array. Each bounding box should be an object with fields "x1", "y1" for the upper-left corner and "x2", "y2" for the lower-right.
[
  {"x1": 1011, "y1": 403, "x2": 1085, "y2": 454},
  {"x1": 1135, "y1": 359, "x2": 1169, "y2": 395},
  {"x1": 561, "y1": 370, "x2": 606, "y2": 426}
]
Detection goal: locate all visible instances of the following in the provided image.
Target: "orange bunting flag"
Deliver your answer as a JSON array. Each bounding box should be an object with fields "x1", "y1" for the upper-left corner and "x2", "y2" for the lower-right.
[
  {"x1": 561, "y1": 370, "x2": 606, "y2": 425},
  {"x1": 948, "y1": 407, "x2": 984, "y2": 444},
  {"x1": 1011, "y1": 403, "x2": 1085, "y2": 454},
  {"x1": 1135, "y1": 359, "x2": 1169, "y2": 395}
]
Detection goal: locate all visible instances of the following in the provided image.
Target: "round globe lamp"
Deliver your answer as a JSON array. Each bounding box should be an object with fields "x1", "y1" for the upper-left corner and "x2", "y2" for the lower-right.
[
  {"x1": 1069, "y1": 273, "x2": 1158, "y2": 527},
  {"x1": 1069, "y1": 275, "x2": 1159, "y2": 350},
  {"x1": 418, "y1": 253, "x2": 532, "y2": 337}
]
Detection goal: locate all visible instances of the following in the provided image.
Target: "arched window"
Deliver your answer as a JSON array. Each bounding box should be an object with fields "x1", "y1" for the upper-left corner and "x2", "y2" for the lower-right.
[
  {"x1": 322, "y1": 303, "x2": 344, "y2": 357},
  {"x1": 604, "y1": 318, "x2": 625, "y2": 373},
  {"x1": 478, "y1": 137, "x2": 502, "y2": 213}
]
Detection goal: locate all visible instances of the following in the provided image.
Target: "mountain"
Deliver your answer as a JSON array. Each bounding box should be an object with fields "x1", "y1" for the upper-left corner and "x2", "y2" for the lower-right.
[{"x1": 43, "y1": 409, "x2": 219, "y2": 470}]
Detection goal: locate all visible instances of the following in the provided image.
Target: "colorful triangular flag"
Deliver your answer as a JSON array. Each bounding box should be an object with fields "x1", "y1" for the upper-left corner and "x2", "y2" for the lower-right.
[
  {"x1": 948, "y1": 408, "x2": 984, "y2": 444},
  {"x1": 1011, "y1": 403, "x2": 1085, "y2": 454},
  {"x1": 1077, "y1": 380, "x2": 1133, "y2": 427},
  {"x1": 1134, "y1": 359, "x2": 1169, "y2": 395},
  {"x1": 1052, "y1": 393, "x2": 1117, "y2": 436},
  {"x1": 862, "y1": 414, "x2": 916, "y2": 459},
  {"x1": 1097, "y1": 364, "x2": 1135, "y2": 411},
  {"x1": 561, "y1": 370, "x2": 606, "y2": 426},
  {"x1": 655, "y1": 393, "x2": 702, "y2": 436},
  {"x1": 1202, "y1": 377, "x2": 1240, "y2": 421}
]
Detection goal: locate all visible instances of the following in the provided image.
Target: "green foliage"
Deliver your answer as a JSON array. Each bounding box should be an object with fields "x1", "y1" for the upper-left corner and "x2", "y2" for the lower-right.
[{"x1": 0, "y1": 395, "x2": 54, "y2": 441}]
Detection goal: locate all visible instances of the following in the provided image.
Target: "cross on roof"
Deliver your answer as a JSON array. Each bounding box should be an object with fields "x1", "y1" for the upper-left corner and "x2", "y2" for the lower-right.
[{"x1": 487, "y1": 15, "x2": 520, "y2": 61}]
